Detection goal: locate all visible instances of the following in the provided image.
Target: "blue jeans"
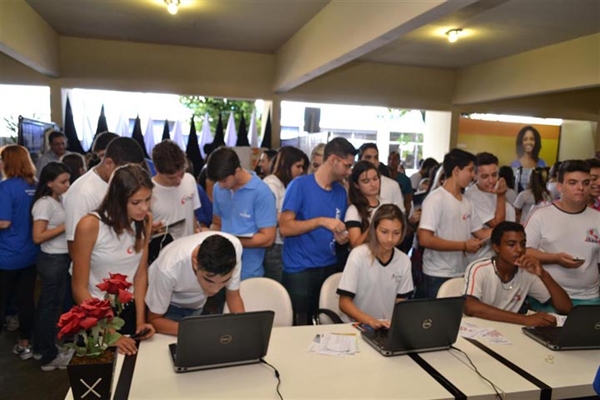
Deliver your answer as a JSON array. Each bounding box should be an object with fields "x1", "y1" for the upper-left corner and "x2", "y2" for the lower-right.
[
  {"x1": 423, "y1": 274, "x2": 451, "y2": 299},
  {"x1": 263, "y1": 244, "x2": 283, "y2": 283},
  {"x1": 282, "y1": 265, "x2": 336, "y2": 326},
  {"x1": 164, "y1": 304, "x2": 204, "y2": 322},
  {"x1": 34, "y1": 252, "x2": 70, "y2": 363}
]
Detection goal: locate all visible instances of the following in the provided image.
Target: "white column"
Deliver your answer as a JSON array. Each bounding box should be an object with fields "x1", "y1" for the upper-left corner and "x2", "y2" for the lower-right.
[{"x1": 424, "y1": 110, "x2": 452, "y2": 162}]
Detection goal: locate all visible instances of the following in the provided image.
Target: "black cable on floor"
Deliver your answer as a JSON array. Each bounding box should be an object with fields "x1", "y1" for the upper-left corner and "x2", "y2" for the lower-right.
[{"x1": 260, "y1": 359, "x2": 283, "y2": 400}]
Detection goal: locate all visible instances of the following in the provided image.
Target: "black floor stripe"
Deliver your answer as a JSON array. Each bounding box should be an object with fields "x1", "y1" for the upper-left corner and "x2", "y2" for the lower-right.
[
  {"x1": 464, "y1": 338, "x2": 551, "y2": 400},
  {"x1": 113, "y1": 340, "x2": 140, "y2": 400},
  {"x1": 409, "y1": 353, "x2": 467, "y2": 400}
]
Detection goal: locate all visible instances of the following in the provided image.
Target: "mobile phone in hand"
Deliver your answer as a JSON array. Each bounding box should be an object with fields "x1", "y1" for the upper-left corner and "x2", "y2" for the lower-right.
[{"x1": 130, "y1": 328, "x2": 150, "y2": 340}]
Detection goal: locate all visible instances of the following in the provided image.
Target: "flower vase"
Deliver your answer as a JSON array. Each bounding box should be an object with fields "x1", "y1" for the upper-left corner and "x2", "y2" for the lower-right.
[{"x1": 67, "y1": 347, "x2": 117, "y2": 400}]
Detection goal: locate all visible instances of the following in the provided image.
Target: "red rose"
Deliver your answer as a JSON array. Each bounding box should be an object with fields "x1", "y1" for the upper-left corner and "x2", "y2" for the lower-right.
[
  {"x1": 80, "y1": 298, "x2": 114, "y2": 321},
  {"x1": 96, "y1": 273, "x2": 132, "y2": 296},
  {"x1": 57, "y1": 305, "x2": 86, "y2": 339},
  {"x1": 117, "y1": 289, "x2": 133, "y2": 304},
  {"x1": 79, "y1": 317, "x2": 99, "y2": 330}
]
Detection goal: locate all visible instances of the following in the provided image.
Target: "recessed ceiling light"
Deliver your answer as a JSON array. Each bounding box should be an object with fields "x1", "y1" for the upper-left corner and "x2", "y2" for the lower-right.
[
  {"x1": 445, "y1": 29, "x2": 463, "y2": 43},
  {"x1": 165, "y1": 0, "x2": 180, "y2": 15}
]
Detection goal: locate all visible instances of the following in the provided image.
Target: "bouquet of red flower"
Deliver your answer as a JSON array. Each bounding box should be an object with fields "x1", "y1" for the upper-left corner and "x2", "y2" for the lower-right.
[{"x1": 58, "y1": 273, "x2": 133, "y2": 357}]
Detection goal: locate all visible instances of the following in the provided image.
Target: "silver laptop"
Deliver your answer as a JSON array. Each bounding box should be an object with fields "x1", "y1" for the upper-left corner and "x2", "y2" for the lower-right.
[
  {"x1": 522, "y1": 305, "x2": 600, "y2": 350},
  {"x1": 169, "y1": 311, "x2": 275, "y2": 372},
  {"x1": 358, "y1": 297, "x2": 465, "y2": 356}
]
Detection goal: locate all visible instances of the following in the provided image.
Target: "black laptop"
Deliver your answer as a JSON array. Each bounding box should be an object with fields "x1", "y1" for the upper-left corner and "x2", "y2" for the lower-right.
[
  {"x1": 169, "y1": 311, "x2": 275, "y2": 372},
  {"x1": 359, "y1": 297, "x2": 466, "y2": 356},
  {"x1": 522, "y1": 305, "x2": 600, "y2": 351}
]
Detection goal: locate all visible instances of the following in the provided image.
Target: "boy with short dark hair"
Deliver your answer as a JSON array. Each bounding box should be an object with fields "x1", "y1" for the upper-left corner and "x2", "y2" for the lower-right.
[
  {"x1": 207, "y1": 147, "x2": 277, "y2": 280},
  {"x1": 417, "y1": 148, "x2": 490, "y2": 298},
  {"x1": 146, "y1": 232, "x2": 245, "y2": 336},
  {"x1": 463, "y1": 221, "x2": 571, "y2": 326}
]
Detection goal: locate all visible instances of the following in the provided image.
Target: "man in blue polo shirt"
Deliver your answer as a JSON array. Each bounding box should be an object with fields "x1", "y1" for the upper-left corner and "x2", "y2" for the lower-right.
[
  {"x1": 207, "y1": 147, "x2": 277, "y2": 280},
  {"x1": 280, "y1": 138, "x2": 356, "y2": 325}
]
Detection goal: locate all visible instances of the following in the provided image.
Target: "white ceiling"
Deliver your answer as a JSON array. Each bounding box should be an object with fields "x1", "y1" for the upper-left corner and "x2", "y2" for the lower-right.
[
  {"x1": 23, "y1": 0, "x2": 600, "y2": 69},
  {"x1": 24, "y1": 0, "x2": 331, "y2": 53}
]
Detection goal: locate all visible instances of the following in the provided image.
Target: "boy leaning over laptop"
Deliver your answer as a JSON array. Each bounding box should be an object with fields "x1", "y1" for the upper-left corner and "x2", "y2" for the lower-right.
[
  {"x1": 146, "y1": 232, "x2": 245, "y2": 335},
  {"x1": 463, "y1": 221, "x2": 571, "y2": 327}
]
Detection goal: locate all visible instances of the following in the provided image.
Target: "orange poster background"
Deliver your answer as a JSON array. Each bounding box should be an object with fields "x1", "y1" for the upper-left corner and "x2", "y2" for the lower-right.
[{"x1": 457, "y1": 118, "x2": 560, "y2": 167}]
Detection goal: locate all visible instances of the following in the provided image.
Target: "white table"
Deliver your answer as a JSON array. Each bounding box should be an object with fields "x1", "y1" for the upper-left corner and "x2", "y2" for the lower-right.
[{"x1": 66, "y1": 319, "x2": 599, "y2": 399}]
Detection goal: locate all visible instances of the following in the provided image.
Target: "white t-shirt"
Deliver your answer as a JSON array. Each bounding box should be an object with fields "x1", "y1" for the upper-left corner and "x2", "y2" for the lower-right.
[
  {"x1": 463, "y1": 258, "x2": 550, "y2": 313},
  {"x1": 87, "y1": 213, "x2": 141, "y2": 299},
  {"x1": 263, "y1": 174, "x2": 286, "y2": 245},
  {"x1": 464, "y1": 184, "x2": 516, "y2": 261},
  {"x1": 410, "y1": 172, "x2": 422, "y2": 190},
  {"x1": 146, "y1": 232, "x2": 242, "y2": 313},
  {"x1": 337, "y1": 244, "x2": 413, "y2": 322},
  {"x1": 525, "y1": 203, "x2": 600, "y2": 300},
  {"x1": 151, "y1": 173, "x2": 201, "y2": 240},
  {"x1": 514, "y1": 189, "x2": 551, "y2": 224},
  {"x1": 379, "y1": 176, "x2": 405, "y2": 213},
  {"x1": 64, "y1": 168, "x2": 108, "y2": 241},
  {"x1": 344, "y1": 200, "x2": 382, "y2": 230},
  {"x1": 546, "y1": 181, "x2": 560, "y2": 201},
  {"x1": 419, "y1": 187, "x2": 483, "y2": 278},
  {"x1": 31, "y1": 196, "x2": 68, "y2": 254}
]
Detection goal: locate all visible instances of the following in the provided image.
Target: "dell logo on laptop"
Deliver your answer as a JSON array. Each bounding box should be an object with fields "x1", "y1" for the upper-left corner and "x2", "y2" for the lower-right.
[
  {"x1": 220, "y1": 334, "x2": 233, "y2": 344},
  {"x1": 422, "y1": 319, "x2": 433, "y2": 329}
]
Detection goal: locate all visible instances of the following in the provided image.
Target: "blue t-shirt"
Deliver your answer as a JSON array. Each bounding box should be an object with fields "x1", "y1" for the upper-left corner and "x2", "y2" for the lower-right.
[
  {"x1": 194, "y1": 184, "x2": 213, "y2": 227},
  {"x1": 395, "y1": 173, "x2": 413, "y2": 196},
  {"x1": 282, "y1": 175, "x2": 348, "y2": 273},
  {"x1": 0, "y1": 178, "x2": 39, "y2": 270},
  {"x1": 213, "y1": 172, "x2": 277, "y2": 279}
]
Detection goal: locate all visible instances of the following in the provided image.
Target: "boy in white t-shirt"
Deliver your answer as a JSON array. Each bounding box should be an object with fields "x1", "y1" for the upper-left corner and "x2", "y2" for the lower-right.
[
  {"x1": 464, "y1": 221, "x2": 571, "y2": 326},
  {"x1": 417, "y1": 149, "x2": 490, "y2": 298},
  {"x1": 465, "y1": 152, "x2": 516, "y2": 263},
  {"x1": 150, "y1": 140, "x2": 201, "y2": 241},
  {"x1": 525, "y1": 160, "x2": 600, "y2": 308},
  {"x1": 146, "y1": 232, "x2": 245, "y2": 336}
]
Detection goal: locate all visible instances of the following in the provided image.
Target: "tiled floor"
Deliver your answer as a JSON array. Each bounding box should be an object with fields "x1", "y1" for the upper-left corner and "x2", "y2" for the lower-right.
[{"x1": 0, "y1": 327, "x2": 70, "y2": 400}]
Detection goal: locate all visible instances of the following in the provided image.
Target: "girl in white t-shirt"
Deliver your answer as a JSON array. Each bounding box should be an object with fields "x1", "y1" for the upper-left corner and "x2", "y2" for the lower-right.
[
  {"x1": 345, "y1": 161, "x2": 383, "y2": 248},
  {"x1": 338, "y1": 204, "x2": 413, "y2": 329},
  {"x1": 514, "y1": 168, "x2": 551, "y2": 223},
  {"x1": 72, "y1": 164, "x2": 155, "y2": 355},
  {"x1": 31, "y1": 162, "x2": 71, "y2": 370}
]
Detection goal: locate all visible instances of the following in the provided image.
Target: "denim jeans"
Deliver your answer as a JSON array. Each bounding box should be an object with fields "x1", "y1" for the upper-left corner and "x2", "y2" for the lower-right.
[
  {"x1": 263, "y1": 244, "x2": 283, "y2": 283},
  {"x1": 0, "y1": 264, "x2": 37, "y2": 342},
  {"x1": 423, "y1": 274, "x2": 451, "y2": 299},
  {"x1": 34, "y1": 252, "x2": 70, "y2": 363},
  {"x1": 164, "y1": 304, "x2": 204, "y2": 322},
  {"x1": 282, "y1": 265, "x2": 336, "y2": 326}
]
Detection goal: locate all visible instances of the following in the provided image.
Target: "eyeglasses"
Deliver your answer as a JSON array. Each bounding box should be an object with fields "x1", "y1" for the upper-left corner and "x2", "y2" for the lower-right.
[{"x1": 336, "y1": 157, "x2": 353, "y2": 170}]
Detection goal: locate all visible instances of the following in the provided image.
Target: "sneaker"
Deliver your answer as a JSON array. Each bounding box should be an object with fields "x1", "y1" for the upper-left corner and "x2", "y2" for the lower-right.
[
  {"x1": 5, "y1": 315, "x2": 19, "y2": 332},
  {"x1": 41, "y1": 349, "x2": 74, "y2": 372},
  {"x1": 33, "y1": 352, "x2": 43, "y2": 361},
  {"x1": 13, "y1": 344, "x2": 33, "y2": 360}
]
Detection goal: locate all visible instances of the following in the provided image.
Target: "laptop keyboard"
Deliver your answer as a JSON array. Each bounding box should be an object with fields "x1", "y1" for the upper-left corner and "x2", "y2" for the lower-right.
[
  {"x1": 531, "y1": 327, "x2": 561, "y2": 343},
  {"x1": 372, "y1": 329, "x2": 389, "y2": 348}
]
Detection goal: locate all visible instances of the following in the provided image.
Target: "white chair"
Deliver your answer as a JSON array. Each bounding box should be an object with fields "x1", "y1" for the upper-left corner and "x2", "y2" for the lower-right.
[
  {"x1": 223, "y1": 277, "x2": 293, "y2": 327},
  {"x1": 313, "y1": 272, "x2": 344, "y2": 325},
  {"x1": 436, "y1": 277, "x2": 465, "y2": 298}
]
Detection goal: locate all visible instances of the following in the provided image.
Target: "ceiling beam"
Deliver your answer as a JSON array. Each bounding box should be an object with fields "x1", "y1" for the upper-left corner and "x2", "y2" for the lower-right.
[
  {"x1": 273, "y1": 0, "x2": 479, "y2": 93},
  {"x1": 0, "y1": 0, "x2": 60, "y2": 77},
  {"x1": 454, "y1": 33, "x2": 600, "y2": 105}
]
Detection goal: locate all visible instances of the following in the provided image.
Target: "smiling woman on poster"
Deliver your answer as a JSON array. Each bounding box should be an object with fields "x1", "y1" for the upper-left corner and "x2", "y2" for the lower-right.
[
  {"x1": 511, "y1": 126, "x2": 547, "y2": 192},
  {"x1": 510, "y1": 126, "x2": 547, "y2": 169}
]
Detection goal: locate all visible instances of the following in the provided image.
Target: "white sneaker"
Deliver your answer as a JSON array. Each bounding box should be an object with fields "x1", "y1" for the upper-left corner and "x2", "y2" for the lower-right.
[{"x1": 41, "y1": 349, "x2": 75, "y2": 372}]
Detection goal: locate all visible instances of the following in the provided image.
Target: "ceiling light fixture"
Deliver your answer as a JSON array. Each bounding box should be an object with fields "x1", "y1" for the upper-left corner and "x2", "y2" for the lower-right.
[
  {"x1": 165, "y1": 0, "x2": 180, "y2": 15},
  {"x1": 446, "y1": 29, "x2": 463, "y2": 43}
]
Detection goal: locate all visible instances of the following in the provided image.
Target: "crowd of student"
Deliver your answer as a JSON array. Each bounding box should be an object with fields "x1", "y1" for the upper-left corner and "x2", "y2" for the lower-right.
[{"x1": 0, "y1": 129, "x2": 598, "y2": 373}]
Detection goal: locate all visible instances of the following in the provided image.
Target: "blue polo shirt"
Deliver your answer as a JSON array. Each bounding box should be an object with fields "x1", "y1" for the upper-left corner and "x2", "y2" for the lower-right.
[
  {"x1": 0, "y1": 178, "x2": 39, "y2": 270},
  {"x1": 282, "y1": 174, "x2": 347, "y2": 273},
  {"x1": 213, "y1": 172, "x2": 276, "y2": 279}
]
